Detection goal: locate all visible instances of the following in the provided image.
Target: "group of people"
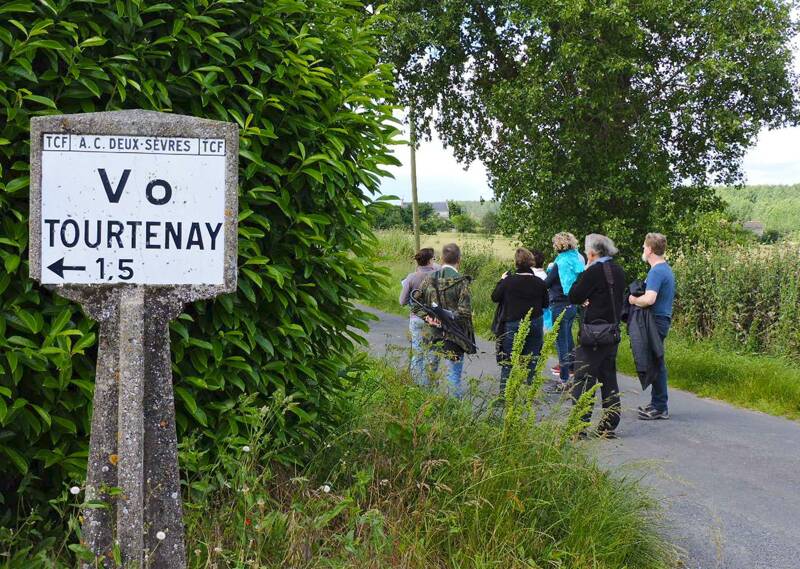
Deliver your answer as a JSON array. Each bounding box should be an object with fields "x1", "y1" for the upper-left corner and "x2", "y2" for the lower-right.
[{"x1": 399, "y1": 232, "x2": 676, "y2": 438}]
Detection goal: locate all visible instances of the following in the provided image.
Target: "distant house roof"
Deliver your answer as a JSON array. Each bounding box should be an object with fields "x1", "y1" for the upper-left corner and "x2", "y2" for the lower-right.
[
  {"x1": 430, "y1": 202, "x2": 449, "y2": 215},
  {"x1": 397, "y1": 200, "x2": 451, "y2": 217}
]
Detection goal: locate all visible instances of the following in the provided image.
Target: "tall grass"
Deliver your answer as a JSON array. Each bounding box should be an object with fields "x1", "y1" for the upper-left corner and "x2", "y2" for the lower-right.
[
  {"x1": 373, "y1": 228, "x2": 416, "y2": 262},
  {"x1": 2, "y1": 356, "x2": 677, "y2": 568},
  {"x1": 673, "y1": 243, "x2": 800, "y2": 361},
  {"x1": 183, "y1": 340, "x2": 675, "y2": 568}
]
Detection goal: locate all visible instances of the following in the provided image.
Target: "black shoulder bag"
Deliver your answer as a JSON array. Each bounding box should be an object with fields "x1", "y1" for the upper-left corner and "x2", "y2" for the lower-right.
[{"x1": 579, "y1": 263, "x2": 621, "y2": 347}]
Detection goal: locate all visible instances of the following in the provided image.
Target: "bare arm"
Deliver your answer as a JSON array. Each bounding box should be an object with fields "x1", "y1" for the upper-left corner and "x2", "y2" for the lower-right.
[{"x1": 629, "y1": 290, "x2": 658, "y2": 308}]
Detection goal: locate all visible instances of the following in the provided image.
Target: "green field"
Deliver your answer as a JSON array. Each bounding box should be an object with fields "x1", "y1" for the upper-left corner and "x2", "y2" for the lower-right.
[{"x1": 412, "y1": 231, "x2": 520, "y2": 259}]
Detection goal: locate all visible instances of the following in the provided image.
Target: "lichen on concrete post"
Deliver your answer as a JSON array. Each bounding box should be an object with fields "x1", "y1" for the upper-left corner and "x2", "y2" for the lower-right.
[{"x1": 29, "y1": 111, "x2": 238, "y2": 568}]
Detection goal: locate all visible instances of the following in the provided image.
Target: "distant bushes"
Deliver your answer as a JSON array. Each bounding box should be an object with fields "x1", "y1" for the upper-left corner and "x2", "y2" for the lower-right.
[
  {"x1": 672, "y1": 243, "x2": 800, "y2": 361},
  {"x1": 371, "y1": 201, "x2": 487, "y2": 234},
  {"x1": 0, "y1": 0, "x2": 396, "y2": 519},
  {"x1": 372, "y1": 202, "x2": 453, "y2": 233}
]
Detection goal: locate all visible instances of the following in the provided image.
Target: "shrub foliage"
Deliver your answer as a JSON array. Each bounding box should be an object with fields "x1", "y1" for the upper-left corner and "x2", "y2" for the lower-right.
[
  {"x1": 673, "y1": 243, "x2": 800, "y2": 360},
  {"x1": 0, "y1": 0, "x2": 397, "y2": 513}
]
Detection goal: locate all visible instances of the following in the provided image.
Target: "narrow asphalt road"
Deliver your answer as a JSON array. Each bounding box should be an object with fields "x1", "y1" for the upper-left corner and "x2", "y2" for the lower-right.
[{"x1": 360, "y1": 305, "x2": 800, "y2": 569}]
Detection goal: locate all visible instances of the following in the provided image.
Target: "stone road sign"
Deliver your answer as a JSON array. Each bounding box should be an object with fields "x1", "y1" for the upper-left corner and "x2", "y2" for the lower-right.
[{"x1": 29, "y1": 111, "x2": 238, "y2": 568}]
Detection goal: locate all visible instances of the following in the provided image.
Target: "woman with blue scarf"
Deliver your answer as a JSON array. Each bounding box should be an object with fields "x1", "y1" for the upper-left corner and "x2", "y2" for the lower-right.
[{"x1": 544, "y1": 232, "x2": 585, "y2": 389}]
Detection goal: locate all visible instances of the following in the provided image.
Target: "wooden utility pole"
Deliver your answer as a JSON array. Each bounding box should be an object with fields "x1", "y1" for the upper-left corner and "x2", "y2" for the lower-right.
[{"x1": 409, "y1": 117, "x2": 421, "y2": 251}]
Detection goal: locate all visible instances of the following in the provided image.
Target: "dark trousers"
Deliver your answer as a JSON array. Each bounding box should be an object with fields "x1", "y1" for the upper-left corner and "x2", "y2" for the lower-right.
[
  {"x1": 571, "y1": 342, "x2": 621, "y2": 433},
  {"x1": 650, "y1": 316, "x2": 671, "y2": 411},
  {"x1": 498, "y1": 317, "x2": 544, "y2": 398}
]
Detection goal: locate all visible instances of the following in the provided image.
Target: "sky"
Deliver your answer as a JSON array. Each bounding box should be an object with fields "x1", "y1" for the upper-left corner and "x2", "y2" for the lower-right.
[{"x1": 379, "y1": 124, "x2": 800, "y2": 203}]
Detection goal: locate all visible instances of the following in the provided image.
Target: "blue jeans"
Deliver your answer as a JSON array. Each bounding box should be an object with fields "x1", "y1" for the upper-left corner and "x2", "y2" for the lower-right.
[
  {"x1": 651, "y1": 316, "x2": 671, "y2": 411},
  {"x1": 408, "y1": 317, "x2": 428, "y2": 386},
  {"x1": 498, "y1": 317, "x2": 544, "y2": 397},
  {"x1": 551, "y1": 303, "x2": 577, "y2": 382},
  {"x1": 418, "y1": 325, "x2": 466, "y2": 398},
  {"x1": 427, "y1": 347, "x2": 465, "y2": 398}
]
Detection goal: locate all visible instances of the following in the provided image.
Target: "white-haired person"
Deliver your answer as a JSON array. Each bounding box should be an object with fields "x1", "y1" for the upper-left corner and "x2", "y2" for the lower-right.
[{"x1": 568, "y1": 234, "x2": 626, "y2": 439}]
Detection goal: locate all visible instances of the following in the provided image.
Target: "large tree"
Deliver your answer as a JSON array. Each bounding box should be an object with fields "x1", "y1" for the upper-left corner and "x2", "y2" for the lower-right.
[{"x1": 383, "y1": 0, "x2": 799, "y2": 258}]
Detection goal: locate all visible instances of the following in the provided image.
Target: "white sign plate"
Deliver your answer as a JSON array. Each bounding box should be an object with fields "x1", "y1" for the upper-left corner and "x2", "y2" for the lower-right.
[{"x1": 40, "y1": 134, "x2": 227, "y2": 285}]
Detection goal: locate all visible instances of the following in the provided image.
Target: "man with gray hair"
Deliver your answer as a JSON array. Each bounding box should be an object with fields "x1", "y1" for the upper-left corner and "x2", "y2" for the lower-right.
[
  {"x1": 629, "y1": 232, "x2": 675, "y2": 420},
  {"x1": 567, "y1": 234, "x2": 627, "y2": 438}
]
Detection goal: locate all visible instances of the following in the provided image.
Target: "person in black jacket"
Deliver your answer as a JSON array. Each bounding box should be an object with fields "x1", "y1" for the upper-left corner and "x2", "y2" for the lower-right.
[
  {"x1": 568, "y1": 234, "x2": 626, "y2": 438},
  {"x1": 492, "y1": 248, "x2": 549, "y2": 398}
]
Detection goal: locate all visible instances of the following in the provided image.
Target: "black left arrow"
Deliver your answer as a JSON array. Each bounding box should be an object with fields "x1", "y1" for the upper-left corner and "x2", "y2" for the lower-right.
[{"x1": 47, "y1": 258, "x2": 86, "y2": 279}]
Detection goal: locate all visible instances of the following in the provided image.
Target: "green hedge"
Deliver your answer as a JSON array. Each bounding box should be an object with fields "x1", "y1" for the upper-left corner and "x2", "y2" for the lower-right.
[
  {"x1": 672, "y1": 243, "x2": 800, "y2": 360},
  {"x1": 0, "y1": 0, "x2": 397, "y2": 515}
]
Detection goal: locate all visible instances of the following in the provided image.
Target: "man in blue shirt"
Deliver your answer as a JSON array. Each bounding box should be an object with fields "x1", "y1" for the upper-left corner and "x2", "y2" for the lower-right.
[{"x1": 628, "y1": 233, "x2": 675, "y2": 420}]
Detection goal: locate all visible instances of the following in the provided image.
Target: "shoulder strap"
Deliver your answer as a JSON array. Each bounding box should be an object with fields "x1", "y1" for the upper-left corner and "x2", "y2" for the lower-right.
[{"x1": 602, "y1": 262, "x2": 618, "y2": 323}]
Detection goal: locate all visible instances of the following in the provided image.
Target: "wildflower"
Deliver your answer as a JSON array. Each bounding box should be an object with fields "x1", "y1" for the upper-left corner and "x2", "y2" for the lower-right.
[
  {"x1": 322, "y1": 484, "x2": 331, "y2": 493},
  {"x1": 156, "y1": 531, "x2": 166, "y2": 541},
  {"x1": 213, "y1": 546, "x2": 223, "y2": 553},
  {"x1": 70, "y1": 486, "x2": 81, "y2": 495},
  {"x1": 242, "y1": 445, "x2": 251, "y2": 453},
  {"x1": 245, "y1": 518, "x2": 252, "y2": 526}
]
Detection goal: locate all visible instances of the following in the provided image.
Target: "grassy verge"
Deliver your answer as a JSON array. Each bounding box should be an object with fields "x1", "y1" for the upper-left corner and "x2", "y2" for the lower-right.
[
  {"x1": 3, "y1": 357, "x2": 676, "y2": 568},
  {"x1": 368, "y1": 230, "x2": 800, "y2": 421},
  {"x1": 617, "y1": 335, "x2": 800, "y2": 420}
]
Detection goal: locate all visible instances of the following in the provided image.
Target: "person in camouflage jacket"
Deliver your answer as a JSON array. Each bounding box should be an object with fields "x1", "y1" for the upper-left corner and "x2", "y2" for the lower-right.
[{"x1": 411, "y1": 243, "x2": 476, "y2": 398}]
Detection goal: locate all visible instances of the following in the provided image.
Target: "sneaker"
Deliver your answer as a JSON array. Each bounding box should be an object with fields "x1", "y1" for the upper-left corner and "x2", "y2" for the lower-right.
[
  {"x1": 637, "y1": 404, "x2": 655, "y2": 413},
  {"x1": 551, "y1": 365, "x2": 561, "y2": 376},
  {"x1": 638, "y1": 408, "x2": 669, "y2": 421}
]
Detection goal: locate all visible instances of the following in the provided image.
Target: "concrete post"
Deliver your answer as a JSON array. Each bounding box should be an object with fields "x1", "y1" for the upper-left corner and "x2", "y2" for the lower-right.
[
  {"x1": 28, "y1": 111, "x2": 239, "y2": 569},
  {"x1": 116, "y1": 287, "x2": 146, "y2": 565},
  {"x1": 63, "y1": 288, "x2": 187, "y2": 568}
]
